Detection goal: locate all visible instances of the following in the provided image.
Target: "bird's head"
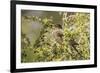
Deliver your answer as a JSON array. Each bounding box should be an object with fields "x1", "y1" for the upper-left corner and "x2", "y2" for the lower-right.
[{"x1": 53, "y1": 24, "x2": 62, "y2": 29}]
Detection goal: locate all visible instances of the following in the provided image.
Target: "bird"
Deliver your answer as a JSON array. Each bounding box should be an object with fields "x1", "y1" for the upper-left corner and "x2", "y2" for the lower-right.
[{"x1": 52, "y1": 24, "x2": 63, "y2": 45}]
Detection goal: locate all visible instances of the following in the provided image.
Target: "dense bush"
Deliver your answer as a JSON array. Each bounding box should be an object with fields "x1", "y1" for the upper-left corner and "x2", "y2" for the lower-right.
[{"x1": 21, "y1": 12, "x2": 90, "y2": 63}]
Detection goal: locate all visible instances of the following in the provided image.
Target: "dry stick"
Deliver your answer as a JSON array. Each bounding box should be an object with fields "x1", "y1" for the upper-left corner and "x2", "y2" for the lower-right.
[{"x1": 72, "y1": 46, "x2": 84, "y2": 60}]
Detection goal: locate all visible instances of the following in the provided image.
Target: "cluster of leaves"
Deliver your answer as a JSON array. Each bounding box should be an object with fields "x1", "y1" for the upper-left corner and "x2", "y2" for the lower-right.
[{"x1": 21, "y1": 12, "x2": 90, "y2": 63}]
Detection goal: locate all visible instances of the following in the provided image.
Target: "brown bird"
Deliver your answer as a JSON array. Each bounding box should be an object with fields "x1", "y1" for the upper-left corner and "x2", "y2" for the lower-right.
[{"x1": 52, "y1": 24, "x2": 63, "y2": 44}]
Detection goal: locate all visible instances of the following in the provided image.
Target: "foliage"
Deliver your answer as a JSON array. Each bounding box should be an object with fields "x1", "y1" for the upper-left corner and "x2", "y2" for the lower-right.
[{"x1": 21, "y1": 12, "x2": 90, "y2": 63}]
